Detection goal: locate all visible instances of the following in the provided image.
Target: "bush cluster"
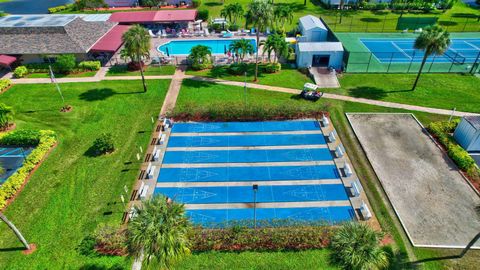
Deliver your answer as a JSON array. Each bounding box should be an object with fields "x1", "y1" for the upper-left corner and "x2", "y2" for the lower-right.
[
  {"x1": 78, "y1": 61, "x2": 101, "y2": 71},
  {"x1": 78, "y1": 225, "x2": 128, "y2": 257},
  {"x1": 197, "y1": 9, "x2": 209, "y2": 21},
  {"x1": 92, "y1": 133, "x2": 115, "y2": 156},
  {"x1": 191, "y1": 225, "x2": 333, "y2": 251},
  {"x1": 22, "y1": 60, "x2": 100, "y2": 74},
  {"x1": 191, "y1": 63, "x2": 212, "y2": 71},
  {"x1": 0, "y1": 130, "x2": 57, "y2": 209},
  {"x1": 191, "y1": 0, "x2": 201, "y2": 8},
  {"x1": 0, "y1": 79, "x2": 12, "y2": 92},
  {"x1": 427, "y1": 120, "x2": 479, "y2": 179},
  {"x1": 261, "y1": 63, "x2": 281, "y2": 74},
  {"x1": 13, "y1": 66, "x2": 28, "y2": 78},
  {"x1": 48, "y1": 3, "x2": 74, "y2": 13}
]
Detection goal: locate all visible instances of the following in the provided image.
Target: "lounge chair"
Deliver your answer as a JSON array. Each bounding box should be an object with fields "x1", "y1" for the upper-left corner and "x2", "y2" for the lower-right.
[
  {"x1": 161, "y1": 29, "x2": 167, "y2": 38},
  {"x1": 414, "y1": 28, "x2": 422, "y2": 33},
  {"x1": 223, "y1": 30, "x2": 234, "y2": 38},
  {"x1": 149, "y1": 29, "x2": 157, "y2": 38},
  {"x1": 204, "y1": 28, "x2": 210, "y2": 36}
]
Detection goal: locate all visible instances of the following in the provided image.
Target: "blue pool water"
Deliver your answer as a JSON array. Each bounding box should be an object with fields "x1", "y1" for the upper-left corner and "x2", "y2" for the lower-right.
[
  {"x1": 361, "y1": 38, "x2": 480, "y2": 64},
  {"x1": 155, "y1": 120, "x2": 354, "y2": 227},
  {"x1": 157, "y1": 38, "x2": 257, "y2": 55}
]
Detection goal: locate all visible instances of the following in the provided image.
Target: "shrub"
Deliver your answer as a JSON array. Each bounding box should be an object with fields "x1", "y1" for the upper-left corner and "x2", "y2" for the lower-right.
[
  {"x1": 0, "y1": 79, "x2": 12, "y2": 92},
  {"x1": 0, "y1": 130, "x2": 41, "y2": 146},
  {"x1": 92, "y1": 133, "x2": 115, "y2": 156},
  {"x1": 210, "y1": 23, "x2": 224, "y2": 32},
  {"x1": 77, "y1": 236, "x2": 98, "y2": 257},
  {"x1": 191, "y1": 225, "x2": 333, "y2": 251},
  {"x1": 261, "y1": 63, "x2": 281, "y2": 74},
  {"x1": 0, "y1": 103, "x2": 14, "y2": 130},
  {"x1": 54, "y1": 54, "x2": 76, "y2": 74},
  {"x1": 228, "y1": 24, "x2": 239, "y2": 31},
  {"x1": 0, "y1": 130, "x2": 57, "y2": 209},
  {"x1": 228, "y1": 63, "x2": 248, "y2": 75},
  {"x1": 78, "y1": 61, "x2": 101, "y2": 71},
  {"x1": 13, "y1": 66, "x2": 28, "y2": 78},
  {"x1": 191, "y1": 0, "x2": 201, "y2": 8},
  {"x1": 197, "y1": 9, "x2": 209, "y2": 21},
  {"x1": 94, "y1": 225, "x2": 128, "y2": 256},
  {"x1": 191, "y1": 63, "x2": 212, "y2": 71},
  {"x1": 48, "y1": 4, "x2": 73, "y2": 13}
]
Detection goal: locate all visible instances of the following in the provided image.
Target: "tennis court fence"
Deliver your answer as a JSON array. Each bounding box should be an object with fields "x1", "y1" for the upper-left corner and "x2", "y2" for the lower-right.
[
  {"x1": 343, "y1": 51, "x2": 480, "y2": 74},
  {"x1": 323, "y1": 15, "x2": 480, "y2": 33}
]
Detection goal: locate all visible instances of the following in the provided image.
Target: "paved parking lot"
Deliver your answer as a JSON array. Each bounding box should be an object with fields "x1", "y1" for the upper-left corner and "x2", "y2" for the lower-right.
[{"x1": 348, "y1": 113, "x2": 480, "y2": 248}]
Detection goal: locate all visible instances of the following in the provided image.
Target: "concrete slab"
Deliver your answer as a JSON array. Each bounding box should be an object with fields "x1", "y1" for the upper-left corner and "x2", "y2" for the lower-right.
[{"x1": 347, "y1": 113, "x2": 480, "y2": 249}]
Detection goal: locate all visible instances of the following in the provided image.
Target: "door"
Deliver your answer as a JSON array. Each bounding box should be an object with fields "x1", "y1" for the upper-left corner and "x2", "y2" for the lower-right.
[{"x1": 312, "y1": 55, "x2": 330, "y2": 67}]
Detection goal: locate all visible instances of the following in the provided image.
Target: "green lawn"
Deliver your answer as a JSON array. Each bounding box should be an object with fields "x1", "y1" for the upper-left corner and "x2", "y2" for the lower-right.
[
  {"x1": 25, "y1": 71, "x2": 97, "y2": 78},
  {"x1": 176, "y1": 250, "x2": 339, "y2": 270},
  {"x1": 0, "y1": 80, "x2": 169, "y2": 269},
  {"x1": 173, "y1": 79, "x2": 479, "y2": 270},
  {"x1": 323, "y1": 73, "x2": 480, "y2": 113},
  {"x1": 106, "y1": 65, "x2": 176, "y2": 77},
  {"x1": 185, "y1": 64, "x2": 313, "y2": 89}
]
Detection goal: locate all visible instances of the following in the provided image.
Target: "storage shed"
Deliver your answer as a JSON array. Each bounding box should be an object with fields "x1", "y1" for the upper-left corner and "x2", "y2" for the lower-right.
[
  {"x1": 298, "y1": 15, "x2": 328, "y2": 42},
  {"x1": 296, "y1": 42, "x2": 344, "y2": 69},
  {"x1": 454, "y1": 116, "x2": 480, "y2": 152}
]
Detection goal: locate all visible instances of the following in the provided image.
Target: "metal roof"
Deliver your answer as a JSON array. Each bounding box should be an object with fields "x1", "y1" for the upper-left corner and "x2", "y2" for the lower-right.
[
  {"x1": 76, "y1": 14, "x2": 112, "y2": 22},
  {"x1": 299, "y1": 15, "x2": 327, "y2": 31},
  {"x1": 90, "y1": 25, "x2": 130, "y2": 52},
  {"x1": 297, "y1": 42, "x2": 344, "y2": 52},
  {"x1": 465, "y1": 116, "x2": 480, "y2": 130},
  {"x1": 108, "y1": 10, "x2": 197, "y2": 23},
  {"x1": 0, "y1": 14, "x2": 78, "y2": 27}
]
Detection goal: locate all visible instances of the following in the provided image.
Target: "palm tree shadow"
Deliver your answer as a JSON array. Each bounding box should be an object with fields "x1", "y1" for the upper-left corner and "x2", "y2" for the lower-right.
[
  {"x1": 0, "y1": 246, "x2": 26, "y2": 252},
  {"x1": 347, "y1": 87, "x2": 413, "y2": 100}
]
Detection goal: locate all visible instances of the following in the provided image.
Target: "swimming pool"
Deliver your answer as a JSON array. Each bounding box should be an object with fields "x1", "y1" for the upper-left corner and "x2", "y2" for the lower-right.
[
  {"x1": 157, "y1": 38, "x2": 257, "y2": 56},
  {"x1": 155, "y1": 120, "x2": 355, "y2": 227}
]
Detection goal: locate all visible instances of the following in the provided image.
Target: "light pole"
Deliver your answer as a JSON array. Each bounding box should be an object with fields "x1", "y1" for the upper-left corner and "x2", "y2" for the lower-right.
[{"x1": 253, "y1": 184, "x2": 258, "y2": 229}]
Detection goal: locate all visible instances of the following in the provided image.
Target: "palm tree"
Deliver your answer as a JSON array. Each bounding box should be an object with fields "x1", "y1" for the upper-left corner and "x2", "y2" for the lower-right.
[
  {"x1": 261, "y1": 34, "x2": 289, "y2": 63},
  {"x1": 0, "y1": 212, "x2": 30, "y2": 250},
  {"x1": 220, "y1": 3, "x2": 244, "y2": 26},
  {"x1": 273, "y1": 5, "x2": 293, "y2": 33},
  {"x1": 128, "y1": 196, "x2": 191, "y2": 269},
  {"x1": 412, "y1": 25, "x2": 450, "y2": 91},
  {"x1": 188, "y1": 45, "x2": 212, "y2": 70},
  {"x1": 122, "y1": 24, "x2": 151, "y2": 92},
  {"x1": 247, "y1": 0, "x2": 274, "y2": 82},
  {"x1": 330, "y1": 222, "x2": 389, "y2": 270},
  {"x1": 338, "y1": 0, "x2": 345, "y2": 24},
  {"x1": 229, "y1": 39, "x2": 255, "y2": 62},
  {"x1": 0, "y1": 103, "x2": 14, "y2": 130}
]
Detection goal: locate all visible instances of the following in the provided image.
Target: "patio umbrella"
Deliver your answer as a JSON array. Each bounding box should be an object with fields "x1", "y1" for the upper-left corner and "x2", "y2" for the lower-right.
[
  {"x1": 166, "y1": 47, "x2": 170, "y2": 57},
  {"x1": 224, "y1": 45, "x2": 227, "y2": 55}
]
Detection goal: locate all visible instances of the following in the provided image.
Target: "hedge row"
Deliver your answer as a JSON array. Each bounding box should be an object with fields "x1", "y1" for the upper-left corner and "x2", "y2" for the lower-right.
[
  {"x1": 14, "y1": 61, "x2": 101, "y2": 77},
  {"x1": 427, "y1": 120, "x2": 479, "y2": 179},
  {"x1": 48, "y1": 4, "x2": 74, "y2": 13},
  {"x1": 0, "y1": 130, "x2": 57, "y2": 209},
  {"x1": 191, "y1": 225, "x2": 333, "y2": 251},
  {"x1": 0, "y1": 79, "x2": 12, "y2": 92}
]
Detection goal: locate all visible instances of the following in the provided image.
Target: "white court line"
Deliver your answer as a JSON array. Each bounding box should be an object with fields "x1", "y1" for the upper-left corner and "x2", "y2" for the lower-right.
[
  {"x1": 161, "y1": 161, "x2": 335, "y2": 168},
  {"x1": 391, "y1": 41, "x2": 412, "y2": 60},
  {"x1": 156, "y1": 179, "x2": 343, "y2": 187},
  {"x1": 184, "y1": 200, "x2": 352, "y2": 210},
  {"x1": 171, "y1": 130, "x2": 324, "y2": 136},
  {"x1": 167, "y1": 144, "x2": 328, "y2": 151},
  {"x1": 463, "y1": 40, "x2": 480, "y2": 51}
]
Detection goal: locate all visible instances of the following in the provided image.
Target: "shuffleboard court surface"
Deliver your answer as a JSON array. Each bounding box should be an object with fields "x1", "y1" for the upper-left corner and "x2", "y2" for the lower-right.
[
  {"x1": 188, "y1": 207, "x2": 356, "y2": 226},
  {"x1": 172, "y1": 120, "x2": 321, "y2": 133},
  {"x1": 0, "y1": 147, "x2": 33, "y2": 183},
  {"x1": 163, "y1": 148, "x2": 333, "y2": 164},
  {"x1": 157, "y1": 165, "x2": 341, "y2": 182},
  {"x1": 167, "y1": 133, "x2": 326, "y2": 147}
]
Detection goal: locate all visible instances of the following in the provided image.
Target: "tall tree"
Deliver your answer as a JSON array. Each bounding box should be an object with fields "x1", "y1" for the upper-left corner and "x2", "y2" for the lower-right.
[
  {"x1": 220, "y1": 3, "x2": 244, "y2": 26},
  {"x1": 128, "y1": 196, "x2": 191, "y2": 269},
  {"x1": 247, "y1": 0, "x2": 274, "y2": 82},
  {"x1": 229, "y1": 39, "x2": 255, "y2": 62},
  {"x1": 122, "y1": 25, "x2": 151, "y2": 92},
  {"x1": 412, "y1": 25, "x2": 450, "y2": 91},
  {"x1": 273, "y1": 5, "x2": 293, "y2": 32},
  {"x1": 0, "y1": 212, "x2": 30, "y2": 250},
  {"x1": 330, "y1": 222, "x2": 389, "y2": 270},
  {"x1": 188, "y1": 45, "x2": 212, "y2": 69},
  {"x1": 261, "y1": 34, "x2": 289, "y2": 63}
]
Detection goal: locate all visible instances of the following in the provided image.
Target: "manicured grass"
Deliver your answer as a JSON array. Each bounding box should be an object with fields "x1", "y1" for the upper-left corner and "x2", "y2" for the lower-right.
[
  {"x1": 25, "y1": 71, "x2": 97, "y2": 78},
  {"x1": 323, "y1": 73, "x2": 480, "y2": 113},
  {"x1": 0, "y1": 80, "x2": 169, "y2": 269},
  {"x1": 176, "y1": 250, "x2": 340, "y2": 270},
  {"x1": 185, "y1": 64, "x2": 313, "y2": 89},
  {"x1": 106, "y1": 65, "x2": 176, "y2": 77},
  {"x1": 174, "y1": 79, "x2": 480, "y2": 270}
]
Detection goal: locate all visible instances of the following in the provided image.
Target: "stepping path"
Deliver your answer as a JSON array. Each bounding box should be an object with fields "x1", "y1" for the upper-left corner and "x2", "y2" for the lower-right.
[{"x1": 160, "y1": 65, "x2": 186, "y2": 116}]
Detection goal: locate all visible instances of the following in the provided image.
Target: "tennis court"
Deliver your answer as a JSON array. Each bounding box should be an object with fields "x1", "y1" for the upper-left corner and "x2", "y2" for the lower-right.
[
  {"x1": 0, "y1": 147, "x2": 33, "y2": 184},
  {"x1": 155, "y1": 120, "x2": 355, "y2": 227},
  {"x1": 361, "y1": 38, "x2": 480, "y2": 64}
]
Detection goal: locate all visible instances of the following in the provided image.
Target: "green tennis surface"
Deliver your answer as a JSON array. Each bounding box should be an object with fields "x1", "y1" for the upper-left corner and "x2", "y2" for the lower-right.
[{"x1": 336, "y1": 32, "x2": 480, "y2": 73}]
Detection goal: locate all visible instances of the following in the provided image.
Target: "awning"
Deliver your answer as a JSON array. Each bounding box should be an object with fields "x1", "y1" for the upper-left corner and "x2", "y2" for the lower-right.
[
  {"x1": 90, "y1": 25, "x2": 130, "y2": 53},
  {"x1": 0, "y1": 55, "x2": 16, "y2": 66}
]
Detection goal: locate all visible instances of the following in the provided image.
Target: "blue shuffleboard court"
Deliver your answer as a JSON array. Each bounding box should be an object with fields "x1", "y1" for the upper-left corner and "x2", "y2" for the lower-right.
[
  {"x1": 361, "y1": 38, "x2": 480, "y2": 64},
  {"x1": 155, "y1": 120, "x2": 355, "y2": 227},
  {"x1": 168, "y1": 133, "x2": 326, "y2": 147},
  {"x1": 0, "y1": 147, "x2": 33, "y2": 184}
]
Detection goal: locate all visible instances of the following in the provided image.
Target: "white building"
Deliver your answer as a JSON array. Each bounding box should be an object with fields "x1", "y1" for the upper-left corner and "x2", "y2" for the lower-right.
[
  {"x1": 295, "y1": 15, "x2": 344, "y2": 69},
  {"x1": 454, "y1": 116, "x2": 480, "y2": 152}
]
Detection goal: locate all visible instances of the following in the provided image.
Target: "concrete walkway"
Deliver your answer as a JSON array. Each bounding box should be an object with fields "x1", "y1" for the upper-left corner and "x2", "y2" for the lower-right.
[
  {"x1": 160, "y1": 65, "x2": 186, "y2": 116},
  {"x1": 185, "y1": 76, "x2": 479, "y2": 117}
]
